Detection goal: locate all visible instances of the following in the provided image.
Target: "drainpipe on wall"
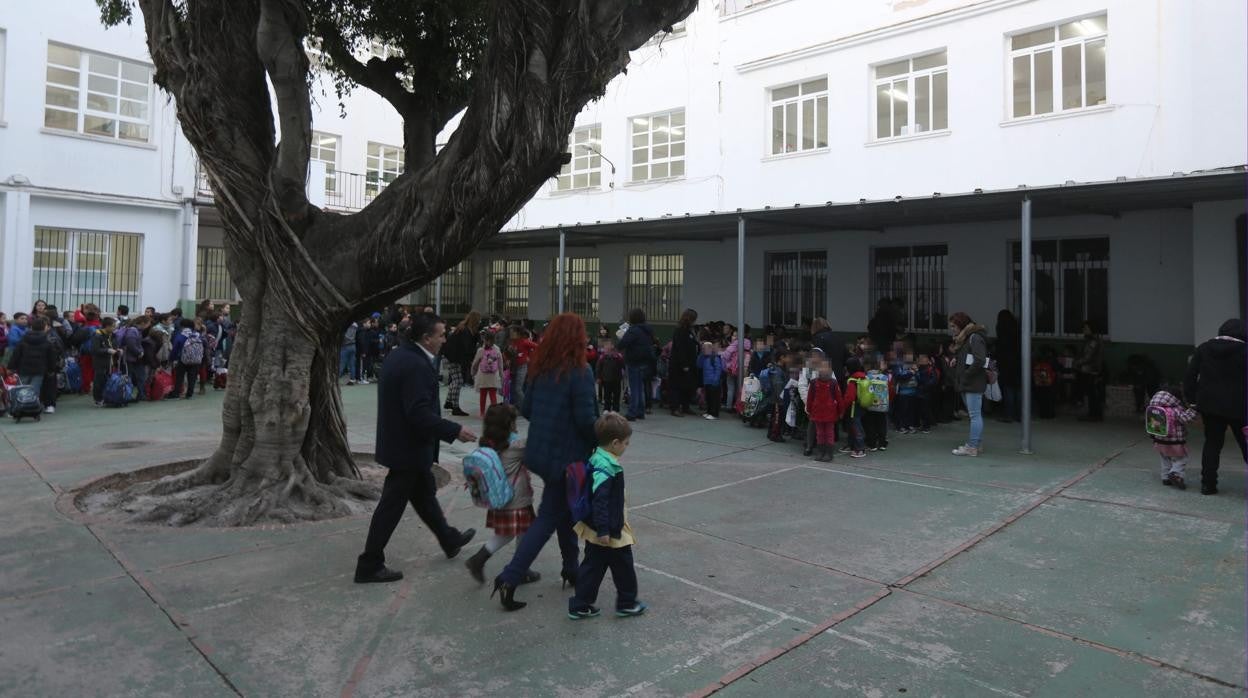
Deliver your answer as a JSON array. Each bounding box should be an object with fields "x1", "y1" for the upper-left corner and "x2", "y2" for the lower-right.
[{"x1": 180, "y1": 200, "x2": 197, "y2": 307}]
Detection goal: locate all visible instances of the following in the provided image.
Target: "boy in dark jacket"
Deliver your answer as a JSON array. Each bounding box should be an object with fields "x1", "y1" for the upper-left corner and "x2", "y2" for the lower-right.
[
  {"x1": 569, "y1": 413, "x2": 646, "y2": 620},
  {"x1": 8, "y1": 316, "x2": 57, "y2": 399},
  {"x1": 90, "y1": 318, "x2": 120, "y2": 406},
  {"x1": 595, "y1": 340, "x2": 625, "y2": 413}
]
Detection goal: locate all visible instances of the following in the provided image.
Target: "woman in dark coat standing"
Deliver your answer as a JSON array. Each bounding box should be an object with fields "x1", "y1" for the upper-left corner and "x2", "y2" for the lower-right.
[
  {"x1": 493, "y1": 313, "x2": 599, "y2": 610},
  {"x1": 1184, "y1": 319, "x2": 1247, "y2": 495},
  {"x1": 994, "y1": 310, "x2": 1022, "y2": 422},
  {"x1": 669, "y1": 308, "x2": 700, "y2": 416}
]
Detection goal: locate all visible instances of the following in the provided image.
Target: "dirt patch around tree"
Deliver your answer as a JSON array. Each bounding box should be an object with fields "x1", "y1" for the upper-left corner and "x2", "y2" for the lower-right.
[{"x1": 64, "y1": 455, "x2": 452, "y2": 529}]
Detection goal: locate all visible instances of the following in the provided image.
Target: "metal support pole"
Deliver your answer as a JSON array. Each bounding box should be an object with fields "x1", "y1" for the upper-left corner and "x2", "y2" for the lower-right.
[
  {"x1": 736, "y1": 216, "x2": 746, "y2": 381},
  {"x1": 434, "y1": 276, "x2": 442, "y2": 316},
  {"x1": 557, "y1": 231, "x2": 566, "y2": 314},
  {"x1": 1020, "y1": 197, "x2": 1033, "y2": 454}
]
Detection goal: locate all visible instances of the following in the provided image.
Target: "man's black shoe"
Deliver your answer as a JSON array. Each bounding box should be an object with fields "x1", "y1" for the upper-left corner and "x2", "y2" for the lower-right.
[
  {"x1": 354, "y1": 566, "x2": 404, "y2": 584},
  {"x1": 443, "y1": 528, "x2": 476, "y2": 559},
  {"x1": 1201, "y1": 485, "x2": 1219, "y2": 496}
]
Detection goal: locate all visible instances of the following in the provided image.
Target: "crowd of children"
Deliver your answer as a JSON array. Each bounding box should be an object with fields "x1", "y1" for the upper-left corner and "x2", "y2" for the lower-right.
[{"x1": 2, "y1": 300, "x2": 234, "y2": 418}]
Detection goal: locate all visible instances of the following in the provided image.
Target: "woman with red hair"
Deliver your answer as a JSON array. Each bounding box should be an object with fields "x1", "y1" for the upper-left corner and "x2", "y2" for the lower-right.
[{"x1": 492, "y1": 313, "x2": 599, "y2": 611}]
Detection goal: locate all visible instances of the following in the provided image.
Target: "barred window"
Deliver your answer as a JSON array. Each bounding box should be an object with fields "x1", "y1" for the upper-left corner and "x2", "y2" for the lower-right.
[
  {"x1": 550, "y1": 257, "x2": 600, "y2": 319},
  {"x1": 1009, "y1": 238, "x2": 1108, "y2": 337},
  {"x1": 489, "y1": 260, "x2": 530, "y2": 318},
  {"x1": 766, "y1": 251, "x2": 827, "y2": 328},
  {"x1": 404, "y1": 261, "x2": 474, "y2": 317},
  {"x1": 870, "y1": 245, "x2": 947, "y2": 333},
  {"x1": 196, "y1": 247, "x2": 238, "y2": 301},
  {"x1": 625, "y1": 254, "x2": 683, "y2": 323},
  {"x1": 33, "y1": 227, "x2": 142, "y2": 312}
]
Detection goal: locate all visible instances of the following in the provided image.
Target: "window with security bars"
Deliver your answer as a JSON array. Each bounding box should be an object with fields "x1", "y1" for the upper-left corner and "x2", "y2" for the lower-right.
[
  {"x1": 770, "y1": 78, "x2": 828, "y2": 155},
  {"x1": 489, "y1": 260, "x2": 530, "y2": 317},
  {"x1": 874, "y1": 50, "x2": 948, "y2": 139},
  {"x1": 549, "y1": 257, "x2": 600, "y2": 319},
  {"x1": 1008, "y1": 238, "x2": 1108, "y2": 337},
  {"x1": 32, "y1": 228, "x2": 142, "y2": 312},
  {"x1": 44, "y1": 42, "x2": 152, "y2": 142},
  {"x1": 404, "y1": 261, "x2": 474, "y2": 316},
  {"x1": 555, "y1": 126, "x2": 602, "y2": 191},
  {"x1": 766, "y1": 251, "x2": 827, "y2": 328},
  {"x1": 366, "y1": 142, "x2": 403, "y2": 198},
  {"x1": 625, "y1": 254, "x2": 683, "y2": 323},
  {"x1": 196, "y1": 247, "x2": 237, "y2": 301},
  {"x1": 870, "y1": 245, "x2": 947, "y2": 333},
  {"x1": 1010, "y1": 14, "x2": 1107, "y2": 119}
]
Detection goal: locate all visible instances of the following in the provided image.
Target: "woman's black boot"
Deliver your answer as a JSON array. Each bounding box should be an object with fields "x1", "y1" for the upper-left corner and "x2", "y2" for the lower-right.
[
  {"x1": 491, "y1": 577, "x2": 527, "y2": 611},
  {"x1": 560, "y1": 569, "x2": 578, "y2": 590},
  {"x1": 464, "y1": 547, "x2": 490, "y2": 584}
]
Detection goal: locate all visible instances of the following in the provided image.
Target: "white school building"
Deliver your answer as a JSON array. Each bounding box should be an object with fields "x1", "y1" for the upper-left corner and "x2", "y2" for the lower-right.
[{"x1": 1, "y1": 0, "x2": 1245, "y2": 380}]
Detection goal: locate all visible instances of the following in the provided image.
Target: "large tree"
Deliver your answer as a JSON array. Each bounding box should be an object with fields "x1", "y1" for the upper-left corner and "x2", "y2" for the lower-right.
[{"x1": 98, "y1": 0, "x2": 696, "y2": 525}]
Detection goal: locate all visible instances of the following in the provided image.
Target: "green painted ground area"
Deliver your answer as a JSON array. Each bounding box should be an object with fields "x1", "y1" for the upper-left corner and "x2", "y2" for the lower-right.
[{"x1": 0, "y1": 386, "x2": 1243, "y2": 696}]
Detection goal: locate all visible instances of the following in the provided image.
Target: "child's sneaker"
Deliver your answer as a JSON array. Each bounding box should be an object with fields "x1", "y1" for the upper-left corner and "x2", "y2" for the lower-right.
[
  {"x1": 851, "y1": 450, "x2": 866, "y2": 459},
  {"x1": 616, "y1": 602, "x2": 648, "y2": 618},
  {"x1": 838, "y1": 446, "x2": 852, "y2": 454},
  {"x1": 568, "y1": 606, "x2": 601, "y2": 620},
  {"x1": 704, "y1": 414, "x2": 718, "y2": 420},
  {"x1": 868, "y1": 446, "x2": 879, "y2": 452},
  {"x1": 920, "y1": 427, "x2": 931, "y2": 434},
  {"x1": 878, "y1": 444, "x2": 888, "y2": 451},
  {"x1": 952, "y1": 444, "x2": 979, "y2": 457}
]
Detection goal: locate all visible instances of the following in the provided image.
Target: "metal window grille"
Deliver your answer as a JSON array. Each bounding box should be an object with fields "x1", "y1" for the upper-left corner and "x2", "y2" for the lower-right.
[
  {"x1": 1008, "y1": 237, "x2": 1108, "y2": 337},
  {"x1": 625, "y1": 254, "x2": 683, "y2": 323},
  {"x1": 870, "y1": 245, "x2": 947, "y2": 333},
  {"x1": 489, "y1": 260, "x2": 529, "y2": 318},
  {"x1": 32, "y1": 227, "x2": 142, "y2": 312},
  {"x1": 196, "y1": 246, "x2": 237, "y2": 301},
  {"x1": 404, "y1": 261, "x2": 474, "y2": 316},
  {"x1": 549, "y1": 257, "x2": 600, "y2": 319},
  {"x1": 766, "y1": 251, "x2": 827, "y2": 328}
]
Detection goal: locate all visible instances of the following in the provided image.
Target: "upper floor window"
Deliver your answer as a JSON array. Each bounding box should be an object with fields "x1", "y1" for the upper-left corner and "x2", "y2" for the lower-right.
[
  {"x1": 1010, "y1": 14, "x2": 1107, "y2": 119},
  {"x1": 556, "y1": 125, "x2": 602, "y2": 192},
  {"x1": 770, "y1": 78, "x2": 828, "y2": 155},
  {"x1": 722, "y1": 0, "x2": 778, "y2": 16},
  {"x1": 366, "y1": 142, "x2": 403, "y2": 198},
  {"x1": 310, "y1": 131, "x2": 339, "y2": 193},
  {"x1": 44, "y1": 43, "x2": 152, "y2": 143},
  {"x1": 631, "y1": 109, "x2": 685, "y2": 182},
  {"x1": 874, "y1": 51, "x2": 947, "y2": 140}
]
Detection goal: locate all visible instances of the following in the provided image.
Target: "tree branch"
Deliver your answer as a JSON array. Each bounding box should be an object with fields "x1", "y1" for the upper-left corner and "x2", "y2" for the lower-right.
[
  {"x1": 257, "y1": 0, "x2": 313, "y2": 220},
  {"x1": 135, "y1": 0, "x2": 189, "y2": 93}
]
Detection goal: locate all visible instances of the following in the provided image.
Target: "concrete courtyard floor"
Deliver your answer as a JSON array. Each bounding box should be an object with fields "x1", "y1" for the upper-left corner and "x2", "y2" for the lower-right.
[{"x1": 1, "y1": 385, "x2": 1244, "y2": 697}]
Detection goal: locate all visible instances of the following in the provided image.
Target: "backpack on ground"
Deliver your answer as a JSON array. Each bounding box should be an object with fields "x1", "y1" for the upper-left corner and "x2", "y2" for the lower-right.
[
  {"x1": 462, "y1": 446, "x2": 514, "y2": 509},
  {"x1": 148, "y1": 368, "x2": 175, "y2": 401},
  {"x1": 742, "y1": 391, "x2": 764, "y2": 419},
  {"x1": 8, "y1": 384, "x2": 43, "y2": 422},
  {"x1": 1033, "y1": 363, "x2": 1055, "y2": 388},
  {"x1": 566, "y1": 460, "x2": 595, "y2": 524},
  {"x1": 1145, "y1": 404, "x2": 1178, "y2": 440},
  {"x1": 180, "y1": 333, "x2": 205, "y2": 366},
  {"x1": 102, "y1": 370, "x2": 135, "y2": 408},
  {"x1": 213, "y1": 367, "x2": 228, "y2": 390},
  {"x1": 63, "y1": 356, "x2": 82, "y2": 393},
  {"x1": 480, "y1": 349, "x2": 500, "y2": 375}
]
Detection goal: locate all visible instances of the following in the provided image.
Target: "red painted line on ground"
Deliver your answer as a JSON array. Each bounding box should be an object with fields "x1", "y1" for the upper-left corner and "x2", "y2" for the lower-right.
[
  {"x1": 340, "y1": 577, "x2": 414, "y2": 698},
  {"x1": 689, "y1": 588, "x2": 893, "y2": 698}
]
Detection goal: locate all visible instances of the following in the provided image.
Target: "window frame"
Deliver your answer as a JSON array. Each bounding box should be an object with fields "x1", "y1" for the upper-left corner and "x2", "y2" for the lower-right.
[
  {"x1": 1008, "y1": 237, "x2": 1109, "y2": 338},
  {"x1": 554, "y1": 125, "x2": 603, "y2": 192},
  {"x1": 629, "y1": 108, "x2": 687, "y2": 183},
  {"x1": 1007, "y1": 14, "x2": 1108, "y2": 121},
  {"x1": 549, "y1": 256, "x2": 601, "y2": 320},
  {"x1": 765, "y1": 250, "x2": 828, "y2": 328},
  {"x1": 43, "y1": 42, "x2": 154, "y2": 144},
  {"x1": 32, "y1": 227, "x2": 144, "y2": 311},
  {"x1": 489, "y1": 259, "x2": 530, "y2": 318},
  {"x1": 365, "y1": 141, "x2": 403, "y2": 199},
  {"x1": 767, "y1": 77, "x2": 829, "y2": 156},
  {"x1": 196, "y1": 246, "x2": 238, "y2": 302},
  {"x1": 872, "y1": 50, "x2": 948, "y2": 141},
  {"x1": 869, "y1": 244, "x2": 949, "y2": 334},
  {"x1": 405, "y1": 261, "x2": 474, "y2": 316},
  {"x1": 310, "y1": 130, "x2": 340, "y2": 194},
  {"x1": 624, "y1": 254, "x2": 684, "y2": 324}
]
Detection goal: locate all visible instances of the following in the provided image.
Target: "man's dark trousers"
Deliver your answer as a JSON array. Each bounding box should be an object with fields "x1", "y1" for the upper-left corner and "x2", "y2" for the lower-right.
[{"x1": 358, "y1": 465, "x2": 453, "y2": 573}]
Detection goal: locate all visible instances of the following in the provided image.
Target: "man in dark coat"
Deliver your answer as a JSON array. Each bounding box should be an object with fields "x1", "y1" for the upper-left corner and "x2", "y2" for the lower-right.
[
  {"x1": 355, "y1": 313, "x2": 477, "y2": 584},
  {"x1": 1184, "y1": 318, "x2": 1247, "y2": 495}
]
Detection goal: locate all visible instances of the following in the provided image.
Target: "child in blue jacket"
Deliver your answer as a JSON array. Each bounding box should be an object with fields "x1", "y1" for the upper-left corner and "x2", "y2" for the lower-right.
[
  {"x1": 696, "y1": 342, "x2": 725, "y2": 420},
  {"x1": 569, "y1": 413, "x2": 647, "y2": 620}
]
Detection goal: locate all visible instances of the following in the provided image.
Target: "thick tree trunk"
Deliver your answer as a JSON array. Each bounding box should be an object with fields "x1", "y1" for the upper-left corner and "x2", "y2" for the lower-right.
[{"x1": 124, "y1": 222, "x2": 379, "y2": 527}]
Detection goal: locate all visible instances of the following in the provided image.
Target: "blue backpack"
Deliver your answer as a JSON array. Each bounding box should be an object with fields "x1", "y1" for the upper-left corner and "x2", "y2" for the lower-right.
[
  {"x1": 462, "y1": 446, "x2": 513, "y2": 509},
  {"x1": 566, "y1": 460, "x2": 595, "y2": 524},
  {"x1": 64, "y1": 357, "x2": 82, "y2": 393},
  {"x1": 102, "y1": 371, "x2": 134, "y2": 407}
]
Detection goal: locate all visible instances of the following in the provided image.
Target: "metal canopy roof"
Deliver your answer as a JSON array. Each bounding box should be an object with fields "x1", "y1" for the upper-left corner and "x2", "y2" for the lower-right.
[{"x1": 481, "y1": 168, "x2": 1246, "y2": 249}]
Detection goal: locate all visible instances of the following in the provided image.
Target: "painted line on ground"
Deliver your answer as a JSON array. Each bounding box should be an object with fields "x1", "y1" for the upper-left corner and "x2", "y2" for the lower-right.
[
  {"x1": 1057, "y1": 492, "x2": 1246, "y2": 526},
  {"x1": 340, "y1": 577, "x2": 415, "y2": 698},
  {"x1": 801, "y1": 465, "x2": 984, "y2": 496},
  {"x1": 617, "y1": 615, "x2": 792, "y2": 696},
  {"x1": 634, "y1": 562, "x2": 814, "y2": 625},
  {"x1": 629, "y1": 466, "x2": 804, "y2": 511},
  {"x1": 899, "y1": 587, "x2": 1247, "y2": 691}
]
